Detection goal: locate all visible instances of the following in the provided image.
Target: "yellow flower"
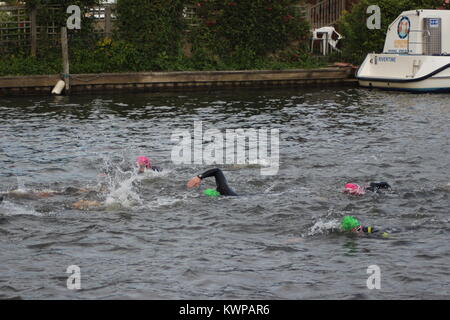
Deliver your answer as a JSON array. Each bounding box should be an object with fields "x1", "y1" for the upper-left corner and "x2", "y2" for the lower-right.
[{"x1": 98, "y1": 37, "x2": 113, "y2": 47}]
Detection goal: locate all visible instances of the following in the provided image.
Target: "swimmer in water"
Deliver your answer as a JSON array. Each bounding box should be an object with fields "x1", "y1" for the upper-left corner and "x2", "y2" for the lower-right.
[
  {"x1": 136, "y1": 156, "x2": 162, "y2": 174},
  {"x1": 0, "y1": 186, "x2": 92, "y2": 200},
  {"x1": 187, "y1": 168, "x2": 238, "y2": 196},
  {"x1": 1, "y1": 157, "x2": 160, "y2": 210},
  {"x1": 0, "y1": 187, "x2": 102, "y2": 210},
  {"x1": 343, "y1": 182, "x2": 391, "y2": 195},
  {"x1": 99, "y1": 156, "x2": 162, "y2": 177},
  {"x1": 340, "y1": 215, "x2": 389, "y2": 238}
]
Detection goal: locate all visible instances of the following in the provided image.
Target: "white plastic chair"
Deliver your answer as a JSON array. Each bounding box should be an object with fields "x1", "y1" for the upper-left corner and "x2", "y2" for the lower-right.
[{"x1": 311, "y1": 26, "x2": 343, "y2": 55}]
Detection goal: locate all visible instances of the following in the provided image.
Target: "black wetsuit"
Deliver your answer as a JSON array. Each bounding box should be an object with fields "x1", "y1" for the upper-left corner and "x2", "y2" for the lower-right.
[
  {"x1": 0, "y1": 195, "x2": 3, "y2": 204},
  {"x1": 198, "y1": 168, "x2": 238, "y2": 196},
  {"x1": 366, "y1": 182, "x2": 391, "y2": 193}
]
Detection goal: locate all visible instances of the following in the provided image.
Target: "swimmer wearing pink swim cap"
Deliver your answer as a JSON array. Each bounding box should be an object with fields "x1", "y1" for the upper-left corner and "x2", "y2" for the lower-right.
[
  {"x1": 344, "y1": 183, "x2": 366, "y2": 195},
  {"x1": 136, "y1": 156, "x2": 162, "y2": 173},
  {"x1": 343, "y1": 182, "x2": 391, "y2": 195}
]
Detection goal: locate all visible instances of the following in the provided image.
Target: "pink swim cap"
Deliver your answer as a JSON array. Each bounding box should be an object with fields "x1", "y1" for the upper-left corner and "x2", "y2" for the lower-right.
[
  {"x1": 344, "y1": 183, "x2": 365, "y2": 195},
  {"x1": 136, "y1": 156, "x2": 151, "y2": 169}
]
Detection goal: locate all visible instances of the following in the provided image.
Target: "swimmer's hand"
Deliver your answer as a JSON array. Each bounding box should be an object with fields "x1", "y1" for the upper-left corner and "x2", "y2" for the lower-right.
[{"x1": 187, "y1": 176, "x2": 202, "y2": 188}]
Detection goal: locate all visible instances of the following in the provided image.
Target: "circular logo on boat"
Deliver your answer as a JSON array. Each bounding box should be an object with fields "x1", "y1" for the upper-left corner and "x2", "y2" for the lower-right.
[{"x1": 397, "y1": 16, "x2": 410, "y2": 39}]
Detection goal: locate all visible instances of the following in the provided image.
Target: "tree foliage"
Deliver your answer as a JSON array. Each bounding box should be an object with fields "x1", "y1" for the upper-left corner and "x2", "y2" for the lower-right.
[
  {"x1": 1, "y1": 0, "x2": 319, "y2": 74},
  {"x1": 115, "y1": 0, "x2": 186, "y2": 58},
  {"x1": 189, "y1": 0, "x2": 310, "y2": 66}
]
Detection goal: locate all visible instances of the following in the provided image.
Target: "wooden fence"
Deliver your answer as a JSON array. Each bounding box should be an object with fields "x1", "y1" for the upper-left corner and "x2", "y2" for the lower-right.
[
  {"x1": 0, "y1": 4, "x2": 116, "y2": 55},
  {"x1": 0, "y1": 5, "x2": 33, "y2": 51},
  {"x1": 0, "y1": 2, "x2": 349, "y2": 55}
]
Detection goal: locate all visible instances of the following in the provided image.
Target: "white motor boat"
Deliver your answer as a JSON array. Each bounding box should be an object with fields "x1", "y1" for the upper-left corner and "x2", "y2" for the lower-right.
[{"x1": 357, "y1": 9, "x2": 450, "y2": 92}]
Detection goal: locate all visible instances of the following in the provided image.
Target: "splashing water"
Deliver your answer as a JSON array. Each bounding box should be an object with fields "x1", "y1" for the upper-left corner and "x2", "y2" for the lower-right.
[
  {"x1": 103, "y1": 173, "x2": 143, "y2": 209},
  {"x1": 86, "y1": 155, "x2": 170, "y2": 210},
  {"x1": 91, "y1": 154, "x2": 141, "y2": 208},
  {"x1": 307, "y1": 219, "x2": 340, "y2": 237},
  {"x1": 14, "y1": 176, "x2": 27, "y2": 194},
  {"x1": 0, "y1": 200, "x2": 43, "y2": 217}
]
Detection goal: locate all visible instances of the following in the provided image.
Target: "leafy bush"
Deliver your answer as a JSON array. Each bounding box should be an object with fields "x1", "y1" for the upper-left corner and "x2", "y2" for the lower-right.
[
  {"x1": 0, "y1": 0, "x2": 321, "y2": 75},
  {"x1": 115, "y1": 0, "x2": 186, "y2": 60},
  {"x1": 0, "y1": 54, "x2": 61, "y2": 75},
  {"x1": 189, "y1": 0, "x2": 310, "y2": 67},
  {"x1": 337, "y1": 0, "x2": 450, "y2": 64}
]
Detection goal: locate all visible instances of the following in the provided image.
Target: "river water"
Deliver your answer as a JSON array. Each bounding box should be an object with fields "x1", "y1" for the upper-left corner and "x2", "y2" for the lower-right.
[{"x1": 0, "y1": 87, "x2": 449, "y2": 299}]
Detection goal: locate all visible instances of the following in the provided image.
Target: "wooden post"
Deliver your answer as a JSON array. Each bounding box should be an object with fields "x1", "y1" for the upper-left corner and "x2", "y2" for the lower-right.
[
  {"x1": 104, "y1": 5, "x2": 112, "y2": 38},
  {"x1": 30, "y1": 8, "x2": 37, "y2": 57},
  {"x1": 61, "y1": 27, "x2": 70, "y2": 93}
]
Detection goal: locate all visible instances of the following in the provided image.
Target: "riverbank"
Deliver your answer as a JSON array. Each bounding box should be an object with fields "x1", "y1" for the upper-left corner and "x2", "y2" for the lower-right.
[{"x1": 0, "y1": 67, "x2": 357, "y2": 96}]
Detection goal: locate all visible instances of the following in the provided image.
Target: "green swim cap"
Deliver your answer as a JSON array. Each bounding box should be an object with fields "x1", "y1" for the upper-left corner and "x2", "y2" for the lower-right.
[
  {"x1": 203, "y1": 188, "x2": 220, "y2": 197},
  {"x1": 341, "y1": 216, "x2": 360, "y2": 231}
]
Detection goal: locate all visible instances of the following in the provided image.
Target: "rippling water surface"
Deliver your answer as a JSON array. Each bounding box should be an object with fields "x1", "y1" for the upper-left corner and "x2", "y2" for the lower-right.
[{"x1": 0, "y1": 87, "x2": 449, "y2": 299}]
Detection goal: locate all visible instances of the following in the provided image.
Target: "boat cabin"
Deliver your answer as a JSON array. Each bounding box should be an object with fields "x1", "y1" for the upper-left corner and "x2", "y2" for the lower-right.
[{"x1": 383, "y1": 9, "x2": 450, "y2": 55}]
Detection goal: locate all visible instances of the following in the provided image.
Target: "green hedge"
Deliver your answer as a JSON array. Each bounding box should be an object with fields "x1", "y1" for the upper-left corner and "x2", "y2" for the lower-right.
[
  {"x1": 337, "y1": 0, "x2": 450, "y2": 64},
  {"x1": 115, "y1": 0, "x2": 186, "y2": 65},
  {"x1": 0, "y1": 0, "x2": 322, "y2": 75},
  {"x1": 189, "y1": 0, "x2": 310, "y2": 69}
]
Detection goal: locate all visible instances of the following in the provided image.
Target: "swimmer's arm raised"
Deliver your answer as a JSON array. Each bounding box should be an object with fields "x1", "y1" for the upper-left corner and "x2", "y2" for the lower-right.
[
  {"x1": 187, "y1": 168, "x2": 221, "y2": 188},
  {"x1": 197, "y1": 168, "x2": 221, "y2": 179},
  {"x1": 188, "y1": 168, "x2": 238, "y2": 196}
]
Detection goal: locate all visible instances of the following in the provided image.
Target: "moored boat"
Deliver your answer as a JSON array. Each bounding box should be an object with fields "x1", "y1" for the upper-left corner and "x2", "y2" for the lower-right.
[{"x1": 357, "y1": 9, "x2": 450, "y2": 92}]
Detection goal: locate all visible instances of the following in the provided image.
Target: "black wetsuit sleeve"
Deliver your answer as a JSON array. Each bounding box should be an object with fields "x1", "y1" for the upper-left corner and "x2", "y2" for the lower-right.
[
  {"x1": 151, "y1": 166, "x2": 162, "y2": 172},
  {"x1": 198, "y1": 168, "x2": 238, "y2": 196},
  {"x1": 367, "y1": 182, "x2": 391, "y2": 192}
]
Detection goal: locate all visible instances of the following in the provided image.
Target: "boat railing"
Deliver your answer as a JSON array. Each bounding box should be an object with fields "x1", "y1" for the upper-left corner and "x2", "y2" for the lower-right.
[{"x1": 407, "y1": 29, "x2": 431, "y2": 55}]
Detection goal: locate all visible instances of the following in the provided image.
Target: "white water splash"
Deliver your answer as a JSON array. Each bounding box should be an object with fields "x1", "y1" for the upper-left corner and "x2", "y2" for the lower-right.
[
  {"x1": 104, "y1": 174, "x2": 143, "y2": 209},
  {"x1": 16, "y1": 176, "x2": 26, "y2": 192},
  {"x1": 0, "y1": 200, "x2": 42, "y2": 217},
  {"x1": 104, "y1": 167, "x2": 171, "y2": 207},
  {"x1": 95, "y1": 155, "x2": 171, "y2": 209},
  {"x1": 307, "y1": 219, "x2": 340, "y2": 236}
]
